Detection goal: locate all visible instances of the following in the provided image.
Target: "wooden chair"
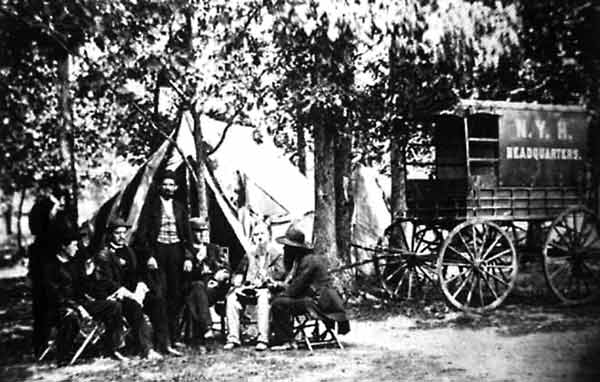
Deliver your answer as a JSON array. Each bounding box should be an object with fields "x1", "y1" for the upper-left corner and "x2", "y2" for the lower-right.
[{"x1": 292, "y1": 311, "x2": 344, "y2": 352}]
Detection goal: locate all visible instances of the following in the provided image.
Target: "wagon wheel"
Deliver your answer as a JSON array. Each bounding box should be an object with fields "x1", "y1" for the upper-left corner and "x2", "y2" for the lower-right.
[
  {"x1": 543, "y1": 206, "x2": 600, "y2": 305},
  {"x1": 437, "y1": 219, "x2": 518, "y2": 313},
  {"x1": 376, "y1": 221, "x2": 443, "y2": 300}
]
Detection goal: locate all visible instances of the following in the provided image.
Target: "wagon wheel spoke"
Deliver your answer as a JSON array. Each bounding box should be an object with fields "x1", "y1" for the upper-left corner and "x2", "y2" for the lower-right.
[
  {"x1": 393, "y1": 270, "x2": 409, "y2": 297},
  {"x1": 384, "y1": 261, "x2": 407, "y2": 282},
  {"x1": 551, "y1": 225, "x2": 571, "y2": 248},
  {"x1": 483, "y1": 248, "x2": 513, "y2": 264},
  {"x1": 441, "y1": 267, "x2": 470, "y2": 284},
  {"x1": 547, "y1": 242, "x2": 569, "y2": 256},
  {"x1": 451, "y1": 270, "x2": 474, "y2": 299},
  {"x1": 480, "y1": 272, "x2": 500, "y2": 300},
  {"x1": 483, "y1": 264, "x2": 515, "y2": 270},
  {"x1": 480, "y1": 268, "x2": 510, "y2": 287},
  {"x1": 415, "y1": 264, "x2": 436, "y2": 283},
  {"x1": 457, "y1": 231, "x2": 476, "y2": 260},
  {"x1": 465, "y1": 275, "x2": 476, "y2": 306},
  {"x1": 480, "y1": 231, "x2": 502, "y2": 261},
  {"x1": 478, "y1": 276, "x2": 485, "y2": 307},
  {"x1": 447, "y1": 244, "x2": 472, "y2": 264}
]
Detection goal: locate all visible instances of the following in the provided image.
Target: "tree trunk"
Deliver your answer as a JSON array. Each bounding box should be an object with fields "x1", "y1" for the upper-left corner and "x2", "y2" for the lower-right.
[
  {"x1": 58, "y1": 53, "x2": 78, "y2": 223},
  {"x1": 390, "y1": 119, "x2": 408, "y2": 221},
  {"x1": 151, "y1": 71, "x2": 162, "y2": 151},
  {"x1": 334, "y1": 123, "x2": 353, "y2": 265},
  {"x1": 388, "y1": 26, "x2": 408, "y2": 248},
  {"x1": 313, "y1": 107, "x2": 337, "y2": 264},
  {"x1": 17, "y1": 188, "x2": 25, "y2": 250},
  {"x1": 296, "y1": 119, "x2": 307, "y2": 176},
  {"x1": 191, "y1": 108, "x2": 209, "y2": 222},
  {"x1": 3, "y1": 194, "x2": 13, "y2": 235}
]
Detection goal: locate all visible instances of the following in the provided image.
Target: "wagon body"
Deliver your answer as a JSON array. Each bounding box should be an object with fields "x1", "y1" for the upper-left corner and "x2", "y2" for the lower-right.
[
  {"x1": 406, "y1": 100, "x2": 592, "y2": 222},
  {"x1": 376, "y1": 100, "x2": 600, "y2": 313}
]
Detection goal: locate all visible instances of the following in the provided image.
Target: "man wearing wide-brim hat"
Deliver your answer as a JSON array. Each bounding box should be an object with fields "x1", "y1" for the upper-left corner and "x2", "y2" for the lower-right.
[{"x1": 269, "y1": 225, "x2": 350, "y2": 349}]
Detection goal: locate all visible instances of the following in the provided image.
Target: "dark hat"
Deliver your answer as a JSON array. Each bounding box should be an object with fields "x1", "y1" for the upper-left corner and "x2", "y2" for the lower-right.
[
  {"x1": 236, "y1": 287, "x2": 258, "y2": 305},
  {"x1": 162, "y1": 170, "x2": 177, "y2": 180},
  {"x1": 275, "y1": 225, "x2": 312, "y2": 249},
  {"x1": 57, "y1": 221, "x2": 81, "y2": 245},
  {"x1": 190, "y1": 217, "x2": 209, "y2": 231},
  {"x1": 108, "y1": 217, "x2": 131, "y2": 230}
]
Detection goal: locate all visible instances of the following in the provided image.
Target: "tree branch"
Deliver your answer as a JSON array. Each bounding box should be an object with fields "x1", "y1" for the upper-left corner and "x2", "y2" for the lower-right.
[{"x1": 130, "y1": 102, "x2": 199, "y2": 185}]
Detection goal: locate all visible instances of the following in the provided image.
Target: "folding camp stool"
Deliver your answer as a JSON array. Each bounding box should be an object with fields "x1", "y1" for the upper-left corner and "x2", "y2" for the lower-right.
[
  {"x1": 69, "y1": 319, "x2": 105, "y2": 365},
  {"x1": 292, "y1": 311, "x2": 344, "y2": 352},
  {"x1": 37, "y1": 312, "x2": 106, "y2": 365}
]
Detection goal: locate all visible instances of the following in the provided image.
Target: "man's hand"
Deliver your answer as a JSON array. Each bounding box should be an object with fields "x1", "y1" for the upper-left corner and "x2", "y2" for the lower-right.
[
  {"x1": 214, "y1": 269, "x2": 230, "y2": 282},
  {"x1": 195, "y1": 245, "x2": 207, "y2": 263},
  {"x1": 183, "y1": 259, "x2": 193, "y2": 272},
  {"x1": 78, "y1": 305, "x2": 92, "y2": 320},
  {"x1": 147, "y1": 257, "x2": 158, "y2": 270},
  {"x1": 231, "y1": 274, "x2": 244, "y2": 288}
]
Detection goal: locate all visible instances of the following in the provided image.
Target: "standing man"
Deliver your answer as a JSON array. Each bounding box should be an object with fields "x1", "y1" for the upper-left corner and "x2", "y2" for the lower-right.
[
  {"x1": 224, "y1": 221, "x2": 286, "y2": 351},
  {"x1": 28, "y1": 185, "x2": 72, "y2": 357},
  {"x1": 270, "y1": 226, "x2": 350, "y2": 350},
  {"x1": 136, "y1": 171, "x2": 194, "y2": 353}
]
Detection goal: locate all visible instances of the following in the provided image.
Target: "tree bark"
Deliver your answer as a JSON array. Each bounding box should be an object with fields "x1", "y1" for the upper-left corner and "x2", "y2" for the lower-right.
[
  {"x1": 390, "y1": 119, "x2": 408, "y2": 221},
  {"x1": 313, "y1": 107, "x2": 337, "y2": 264},
  {"x1": 296, "y1": 118, "x2": 307, "y2": 176},
  {"x1": 3, "y1": 194, "x2": 13, "y2": 235},
  {"x1": 58, "y1": 53, "x2": 78, "y2": 223},
  {"x1": 388, "y1": 26, "x2": 408, "y2": 248},
  {"x1": 191, "y1": 108, "x2": 209, "y2": 221},
  {"x1": 17, "y1": 188, "x2": 25, "y2": 250},
  {"x1": 334, "y1": 123, "x2": 353, "y2": 265}
]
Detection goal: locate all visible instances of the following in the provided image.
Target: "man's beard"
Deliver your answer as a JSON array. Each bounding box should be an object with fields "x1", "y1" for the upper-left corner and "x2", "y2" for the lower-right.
[{"x1": 160, "y1": 191, "x2": 174, "y2": 199}]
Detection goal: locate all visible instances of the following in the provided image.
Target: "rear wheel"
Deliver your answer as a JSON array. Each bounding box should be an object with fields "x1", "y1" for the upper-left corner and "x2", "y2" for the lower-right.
[
  {"x1": 376, "y1": 220, "x2": 442, "y2": 300},
  {"x1": 543, "y1": 206, "x2": 600, "y2": 305},
  {"x1": 437, "y1": 219, "x2": 518, "y2": 313}
]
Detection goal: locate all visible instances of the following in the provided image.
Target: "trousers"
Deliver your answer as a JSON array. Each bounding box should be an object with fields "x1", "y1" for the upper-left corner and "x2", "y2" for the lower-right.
[{"x1": 226, "y1": 288, "x2": 270, "y2": 345}]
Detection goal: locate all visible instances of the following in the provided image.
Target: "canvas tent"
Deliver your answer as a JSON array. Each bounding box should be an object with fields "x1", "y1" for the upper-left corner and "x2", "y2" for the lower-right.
[{"x1": 89, "y1": 111, "x2": 390, "y2": 273}]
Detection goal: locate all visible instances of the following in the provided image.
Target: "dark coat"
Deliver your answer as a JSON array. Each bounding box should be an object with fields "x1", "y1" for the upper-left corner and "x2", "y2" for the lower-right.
[
  {"x1": 42, "y1": 255, "x2": 84, "y2": 312},
  {"x1": 189, "y1": 242, "x2": 230, "y2": 282},
  {"x1": 284, "y1": 253, "x2": 350, "y2": 334},
  {"x1": 284, "y1": 253, "x2": 331, "y2": 298},
  {"x1": 87, "y1": 245, "x2": 138, "y2": 299},
  {"x1": 134, "y1": 198, "x2": 193, "y2": 264}
]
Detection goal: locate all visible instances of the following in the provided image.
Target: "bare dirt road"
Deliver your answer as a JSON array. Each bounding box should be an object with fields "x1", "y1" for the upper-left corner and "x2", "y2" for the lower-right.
[{"x1": 1, "y1": 265, "x2": 600, "y2": 382}]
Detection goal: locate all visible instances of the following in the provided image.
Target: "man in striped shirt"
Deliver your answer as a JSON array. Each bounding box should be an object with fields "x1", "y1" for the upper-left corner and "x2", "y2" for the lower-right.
[{"x1": 137, "y1": 171, "x2": 194, "y2": 355}]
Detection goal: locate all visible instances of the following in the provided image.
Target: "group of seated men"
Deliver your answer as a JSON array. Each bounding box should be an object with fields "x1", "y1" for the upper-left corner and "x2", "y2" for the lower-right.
[{"x1": 29, "y1": 172, "x2": 350, "y2": 364}]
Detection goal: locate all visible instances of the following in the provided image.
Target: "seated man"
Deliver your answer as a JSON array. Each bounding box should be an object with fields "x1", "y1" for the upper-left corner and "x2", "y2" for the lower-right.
[
  {"x1": 43, "y1": 225, "x2": 125, "y2": 363},
  {"x1": 86, "y1": 218, "x2": 163, "y2": 359},
  {"x1": 270, "y1": 226, "x2": 350, "y2": 350},
  {"x1": 182, "y1": 217, "x2": 231, "y2": 343},
  {"x1": 224, "y1": 221, "x2": 286, "y2": 351}
]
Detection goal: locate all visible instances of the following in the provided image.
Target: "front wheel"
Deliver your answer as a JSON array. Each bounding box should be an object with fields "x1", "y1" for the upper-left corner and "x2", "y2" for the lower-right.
[{"x1": 437, "y1": 219, "x2": 518, "y2": 313}]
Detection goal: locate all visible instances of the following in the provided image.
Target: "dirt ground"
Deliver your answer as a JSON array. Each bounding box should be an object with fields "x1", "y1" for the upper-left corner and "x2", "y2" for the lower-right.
[{"x1": 1, "y1": 263, "x2": 600, "y2": 382}]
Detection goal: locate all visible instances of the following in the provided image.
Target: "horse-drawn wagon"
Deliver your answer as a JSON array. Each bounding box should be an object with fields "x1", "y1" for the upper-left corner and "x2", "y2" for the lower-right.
[{"x1": 374, "y1": 100, "x2": 600, "y2": 313}]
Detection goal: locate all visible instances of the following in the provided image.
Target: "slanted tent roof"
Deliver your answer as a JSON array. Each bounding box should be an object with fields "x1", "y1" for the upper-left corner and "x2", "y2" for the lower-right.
[
  {"x1": 174, "y1": 112, "x2": 314, "y2": 220},
  {"x1": 87, "y1": 116, "x2": 253, "y2": 268},
  {"x1": 90, "y1": 111, "x2": 391, "y2": 274}
]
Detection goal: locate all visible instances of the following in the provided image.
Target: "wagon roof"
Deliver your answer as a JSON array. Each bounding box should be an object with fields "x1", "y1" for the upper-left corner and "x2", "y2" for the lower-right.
[{"x1": 456, "y1": 99, "x2": 587, "y2": 114}]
